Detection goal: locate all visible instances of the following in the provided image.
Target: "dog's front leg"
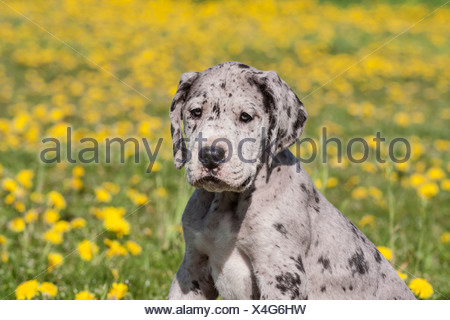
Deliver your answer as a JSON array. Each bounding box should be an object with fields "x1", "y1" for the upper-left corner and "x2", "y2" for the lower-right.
[
  {"x1": 239, "y1": 219, "x2": 310, "y2": 300},
  {"x1": 168, "y1": 248, "x2": 218, "y2": 300},
  {"x1": 250, "y1": 250, "x2": 309, "y2": 300}
]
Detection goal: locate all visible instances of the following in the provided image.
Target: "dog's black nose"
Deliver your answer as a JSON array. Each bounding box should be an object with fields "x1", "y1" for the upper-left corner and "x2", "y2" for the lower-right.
[{"x1": 198, "y1": 146, "x2": 226, "y2": 170}]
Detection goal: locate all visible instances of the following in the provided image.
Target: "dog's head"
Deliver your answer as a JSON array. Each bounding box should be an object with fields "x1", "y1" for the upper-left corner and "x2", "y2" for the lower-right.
[{"x1": 170, "y1": 62, "x2": 307, "y2": 192}]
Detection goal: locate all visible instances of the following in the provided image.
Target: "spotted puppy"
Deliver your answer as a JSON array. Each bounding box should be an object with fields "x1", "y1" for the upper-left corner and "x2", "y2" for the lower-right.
[{"x1": 168, "y1": 61, "x2": 415, "y2": 300}]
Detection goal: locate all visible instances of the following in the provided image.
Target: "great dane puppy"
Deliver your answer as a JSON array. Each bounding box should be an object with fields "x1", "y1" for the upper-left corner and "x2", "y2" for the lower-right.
[{"x1": 168, "y1": 61, "x2": 415, "y2": 300}]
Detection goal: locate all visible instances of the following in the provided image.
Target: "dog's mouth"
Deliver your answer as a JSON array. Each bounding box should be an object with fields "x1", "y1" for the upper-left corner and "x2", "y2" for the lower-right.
[{"x1": 193, "y1": 175, "x2": 252, "y2": 191}]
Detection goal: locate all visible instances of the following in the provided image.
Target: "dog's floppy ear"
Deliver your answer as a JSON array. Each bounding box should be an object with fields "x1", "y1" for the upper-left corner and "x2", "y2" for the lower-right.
[
  {"x1": 170, "y1": 72, "x2": 199, "y2": 169},
  {"x1": 248, "y1": 70, "x2": 308, "y2": 156}
]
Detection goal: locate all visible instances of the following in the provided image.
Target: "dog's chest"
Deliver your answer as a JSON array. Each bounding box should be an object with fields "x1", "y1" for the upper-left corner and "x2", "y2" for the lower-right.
[{"x1": 191, "y1": 205, "x2": 256, "y2": 299}]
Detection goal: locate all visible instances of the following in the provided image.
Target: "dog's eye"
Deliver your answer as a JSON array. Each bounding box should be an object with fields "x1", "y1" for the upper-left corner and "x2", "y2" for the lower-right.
[
  {"x1": 240, "y1": 112, "x2": 253, "y2": 123},
  {"x1": 190, "y1": 108, "x2": 202, "y2": 118}
]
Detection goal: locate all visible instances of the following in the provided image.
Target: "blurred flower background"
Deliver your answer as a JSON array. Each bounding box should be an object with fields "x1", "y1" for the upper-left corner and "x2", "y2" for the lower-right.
[{"x1": 0, "y1": 0, "x2": 448, "y2": 299}]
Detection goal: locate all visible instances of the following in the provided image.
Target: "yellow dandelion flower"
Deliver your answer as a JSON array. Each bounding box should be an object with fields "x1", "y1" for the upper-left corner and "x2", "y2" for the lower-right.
[
  {"x1": 351, "y1": 186, "x2": 367, "y2": 200},
  {"x1": 47, "y1": 252, "x2": 63, "y2": 272},
  {"x1": 126, "y1": 240, "x2": 142, "y2": 256},
  {"x1": 393, "y1": 112, "x2": 410, "y2": 127},
  {"x1": 368, "y1": 187, "x2": 383, "y2": 200},
  {"x1": 434, "y1": 139, "x2": 449, "y2": 151},
  {"x1": 77, "y1": 240, "x2": 99, "y2": 261},
  {"x1": 16, "y1": 280, "x2": 39, "y2": 300},
  {"x1": 358, "y1": 215, "x2": 375, "y2": 228},
  {"x1": 5, "y1": 193, "x2": 15, "y2": 205},
  {"x1": 104, "y1": 239, "x2": 128, "y2": 258},
  {"x1": 414, "y1": 162, "x2": 426, "y2": 173},
  {"x1": 107, "y1": 283, "x2": 128, "y2": 300},
  {"x1": 25, "y1": 209, "x2": 38, "y2": 223},
  {"x1": 1, "y1": 250, "x2": 9, "y2": 263},
  {"x1": 2, "y1": 178, "x2": 17, "y2": 193},
  {"x1": 441, "y1": 179, "x2": 450, "y2": 191},
  {"x1": 409, "y1": 278, "x2": 433, "y2": 299},
  {"x1": 95, "y1": 188, "x2": 111, "y2": 203},
  {"x1": 127, "y1": 189, "x2": 149, "y2": 206},
  {"x1": 39, "y1": 282, "x2": 57, "y2": 297},
  {"x1": 71, "y1": 178, "x2": 83, "y2": 190},
  {"x1": 129, "y1": 174, "x2": 141, "y2": 185},
  {"x1": 16, "y1": 169, "x2": 34, "y2": 189},
  {"x1": 156, "y1": 187, "x2": 168, "y2": 198},
  {"x1": 151, "y1": 161, "x2": 162, "y2": 172},
  {"x1": 362, "y1": 162, "x2": 377, "y2": 173},
  {"x1": 394, "y1": 162, "x2": 409, "y2": 172},
  {"x1": 53, "y1": 221, "x2": 71, "y2": 233},
  {"x1": 410, "y1": 174, "x2": 426, "y2": 187},
  {"x1": 417, "y1": 183, "x2": 439, "y2": 199},
  {"x1": 14, "y1": 201, "x2": 26, "y2": 213},
  {"x1": 103, "y1": 182, "x2": 120, "y2": 195},
  {"x1": 75, "y1": 291, "x2": 96, "y2": 300},
  {"x1": 397, "y1": 271, "x2": 408, "y2": 281},
  {"x1": 72, "y1": 166, "x2": 85, "y2": 177},
  {"x1": 0, "y1": 234, "x2": 7, "y2": 245},
  {"x1": 440, "y1": 232, "x2": 450, "y2": 243},
  {"x1": 376, "y1": 246, "x2": 392, "y2": 261},
  {"x1": 111, "y1": 268, "x2": 119, "y2": 280},
  {"x1": 44, "y1": 230, "x2": 63, "y2": 244},
  {"x1": 427, "y1": 167, "x2": 445, "y2": 181},
  {"x1": 43, "y1": 209, "x2": 60, "y2": 224},
  {"x1": 71, "y1": 218, "x2": 86, "y2": 229},
  {"x1": 104, "y1": 215, "x2": 130, "y2": 238},
  {"x1": 47, "y1": 191, "x2": 66, "y2": 210},
  {"x1": 30, "y1": 192, "x2": 43, "y2": 203},
  {"x1": 9, "y1": 217, "x2": 25, "y2": 232},
  {"x1": 312, "y1": 178, "x2": 321, "y2": 190},
  {"x1": 325, "y1": 177, "x2": 338, "y2": 189}
]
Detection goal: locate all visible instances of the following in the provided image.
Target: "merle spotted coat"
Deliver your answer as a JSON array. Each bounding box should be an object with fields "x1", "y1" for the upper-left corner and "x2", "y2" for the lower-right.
[{"x1": 168, "y1": 62, "x2": 415, "y2": 300}]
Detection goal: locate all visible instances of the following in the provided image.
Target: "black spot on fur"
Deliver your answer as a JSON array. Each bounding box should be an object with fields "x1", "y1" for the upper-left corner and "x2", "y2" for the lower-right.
[
  {"x1": 287, "y1": 107, "x2": 291, "y2": 117},
  {"x1": 292, "y1": 107, "x2": 307, "y2": 133},
  {"x1": 313, "y1": 188, "x2": 320, "y2": 203},
  {"x1": 381, "y1": 273, "x2": 386, "y2": 279},
  {"x1": 220, "y1": 82, "x2": 226, "y2": 89},
  {"x1": 374, "y1": 249, "x2": 382, "y2": 263},
  {"x1": 212, "y1": 103, "x2": 220, "y2": 118},
  {"x1": 238, "y1": 63, "x2": 250, "y2": 69},
  {"x1": 349, "y1": 221, "x2": 359, "y2": 237},
  {"x1": 228, "y1": 93, "x2": 232, "y2": 97},
  {"x1": 318, "y1": 256, "x2": 330, "y2": 269},
  {"x1": 190, "y1": 280, "x2": 200, "y2": 294},
  {"x1": 342, "y1": 286, "x2": 346, "y2": 292},
  {"x1": 300, "y1": 183, "x2": 308, "y2": 194},
  {"x1": 275, "y1": 272, "x2": 301, "y2": 299},
  {"x1": 348, "y1": 248, "x2": 369, "y2": 276},
  {"x1": 349, "y1": 285, "x2": 353, "y2": 291},
  {"x1": 278, "y1": 128, "x2": 288, "y2": 140},
  {"x1": 273, "y1": 223, "x2": 288, "y2": 238},
  {"x1": 290, "y1": 255, "x2": 305, "y2": 273},
  {"x1": 321, "y1": 286, "x2": 326, "y2": 292},
  {"x1": 312, "y1": 205, "x2": 320, "y2": 213}
]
